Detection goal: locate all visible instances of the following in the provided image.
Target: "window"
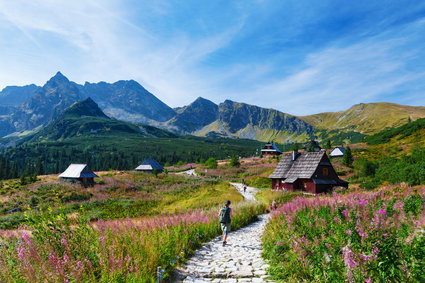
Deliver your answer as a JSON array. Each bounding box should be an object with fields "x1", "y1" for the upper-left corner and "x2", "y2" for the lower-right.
[{"x1": 323, "y1": 167, "x2": 329, "y2": 176}]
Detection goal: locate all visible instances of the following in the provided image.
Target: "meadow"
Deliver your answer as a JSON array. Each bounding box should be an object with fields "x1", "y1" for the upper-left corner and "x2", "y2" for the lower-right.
[
  {"x1": 263, "y1": 184, "x2": 424, "y2": 282},
  {"x1": 0, "y1": 168, "x2": 266, "y2": 282}
]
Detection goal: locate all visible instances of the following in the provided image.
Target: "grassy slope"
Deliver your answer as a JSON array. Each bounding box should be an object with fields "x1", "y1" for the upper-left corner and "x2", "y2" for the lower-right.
[{"x1": 300, "y1": 102, "x2": 425, "y2": 134}]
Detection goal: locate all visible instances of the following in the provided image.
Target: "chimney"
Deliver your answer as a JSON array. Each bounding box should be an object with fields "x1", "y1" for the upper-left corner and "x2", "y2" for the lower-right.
[{"x1": 292, "y1": 150, "x2": 299, "y2": 161}]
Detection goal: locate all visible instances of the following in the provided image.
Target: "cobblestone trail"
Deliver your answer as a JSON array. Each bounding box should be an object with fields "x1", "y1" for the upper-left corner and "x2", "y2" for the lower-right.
[
  {"x1": 176, "y1": 169, "x2": 198, "y2": 176},
  {"x1": 174, "y1": 184, "x2": 273, "y2": 282}
]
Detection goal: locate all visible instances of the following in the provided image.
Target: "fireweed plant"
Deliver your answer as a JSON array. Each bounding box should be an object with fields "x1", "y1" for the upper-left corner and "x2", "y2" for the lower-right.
[
  {"x1": 0, "y1": 202, "x2": 264, "y2": 282},
  {"x1": 263, "y1": 183, "x2": 424, "y2": 282}
]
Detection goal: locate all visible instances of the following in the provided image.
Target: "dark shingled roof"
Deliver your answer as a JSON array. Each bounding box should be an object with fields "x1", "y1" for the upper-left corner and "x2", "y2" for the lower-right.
[{"x1": 269, "y1": 151, "x2": 325, "y2": 179}]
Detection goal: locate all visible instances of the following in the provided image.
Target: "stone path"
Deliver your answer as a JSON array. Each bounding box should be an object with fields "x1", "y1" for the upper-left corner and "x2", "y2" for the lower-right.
[
  {"x1": 176, "y1": 169, "x2": 198, "y2": 176},
  {"x1": 174, "y1": 184, "x2": 273, "y2": 282}
]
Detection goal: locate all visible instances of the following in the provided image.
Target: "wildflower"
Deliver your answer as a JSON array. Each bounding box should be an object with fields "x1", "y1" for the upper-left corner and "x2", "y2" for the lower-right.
[
  {"x1": 346, "y1": 230, "x2": 352, "y2": 235},
  {"x1": 377, "y1": 209, "x2": 387, "y2": 216},
  {"x1": 171, "y1": 260, "x2": 175, "y2": 263},
  {"x1": 60, "y1": 238, "x2": 68, "y2": 244},
  {"x1": 21, "y1": 233, "x2": 30, "y2": 240},
  {"x1": 99, "y1": 259, "x2": 103, "y2": 265},
  {"x1": 16, "y1": 247, "x2": 25, "y2": 259},
  {"x1": 76, "y1": 261, "x2": 83, "y2": 269},
  {"x1": 365, "y1": 277, "x2": 372, "y2": 283},
  {"x1": 342, "y1": 209, "x2": 349, "y2": 217},
  {"x1": 99, "y1": 236, "x2": 105, "y2": 244}
]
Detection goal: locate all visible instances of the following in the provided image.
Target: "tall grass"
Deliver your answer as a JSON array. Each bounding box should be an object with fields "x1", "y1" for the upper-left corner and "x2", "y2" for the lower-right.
[
  {"x1": 262, "y1": 184, "x2": 424, "y2": 282},
  {"x1": 0, "y1": 202, "x2": 264, "y2": 282}
]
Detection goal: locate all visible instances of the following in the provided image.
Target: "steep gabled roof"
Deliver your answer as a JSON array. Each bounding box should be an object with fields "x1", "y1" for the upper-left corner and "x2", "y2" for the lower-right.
[
  {"x1": 135, "y1": 158, "x2": 163, "y2": 171},
  {"x1": 269, "y1": 151, "x2": 325, "y2": 179},
  {"x1": 59, "y1": 164, "x2": 98, "y2": 178}
]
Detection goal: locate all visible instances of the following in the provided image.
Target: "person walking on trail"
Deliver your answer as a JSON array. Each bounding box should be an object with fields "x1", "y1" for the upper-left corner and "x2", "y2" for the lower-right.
[
  {"x1": 218, "y1": 200, "x2": 232, "y2": 246},
  {"x1": 243, "y1": 185, "x2": 247, "y2": 193}
]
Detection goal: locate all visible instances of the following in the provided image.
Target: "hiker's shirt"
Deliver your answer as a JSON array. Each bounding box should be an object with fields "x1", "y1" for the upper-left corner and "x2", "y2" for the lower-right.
[{"x1": 219, "y1": 206, "x2": 231, "y2": 224}]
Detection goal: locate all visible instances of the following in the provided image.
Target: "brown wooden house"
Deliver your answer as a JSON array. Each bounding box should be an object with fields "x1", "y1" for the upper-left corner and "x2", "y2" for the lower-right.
[
  {"x1": 269, "y1": 151, "x2": 348, "y2": 194},
  {"x1": 261, "y1": 142, "x2": 282, "y2": 156}
]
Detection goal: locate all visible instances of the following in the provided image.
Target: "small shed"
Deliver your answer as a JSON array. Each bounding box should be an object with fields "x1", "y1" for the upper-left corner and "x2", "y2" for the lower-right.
[
  {"x1": 330, "y1": 147, "x2": 346, "y2": 157},
  {"x1": 135, "y1": 158, "x2": 164, "y2": 173},
  {"x1": 269, "y1": 151, "x2": 348, "y2": 194},
  {"x1": 261, "y1": 142, "x2": 282, "y2": 156},
  {"x1": 59, "y1": 164, "x2": 98, "y2": 186}
]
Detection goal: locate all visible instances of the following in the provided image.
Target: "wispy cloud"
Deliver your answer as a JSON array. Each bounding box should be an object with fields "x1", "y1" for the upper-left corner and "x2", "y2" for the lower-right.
[{"x1": 0, "y1": 0, "x2": 424, "y2": 115}]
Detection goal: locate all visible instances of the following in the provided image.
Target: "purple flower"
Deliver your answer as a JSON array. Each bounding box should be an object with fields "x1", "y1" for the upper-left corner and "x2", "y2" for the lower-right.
[
  {"x1": 16, "y1": 247, "x2": 25, "y2": 259},
  {"x1": 346, "y1": 230, "x2": 352, "y2": 235},
  {"x1": 60, "y1": 238, "x2": 67, "y2": 244},
  {"x1": 377, "y1": 209, "x2": 387, "y2": 216},
  {"x1": 342, "y1": 209, "x2": 349, "y2": 217}
]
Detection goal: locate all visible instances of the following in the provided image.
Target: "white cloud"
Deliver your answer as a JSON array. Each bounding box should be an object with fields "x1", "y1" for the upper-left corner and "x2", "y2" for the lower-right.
[{"x1": 236, "y1": 36, "x2": 425, "y2": 115}]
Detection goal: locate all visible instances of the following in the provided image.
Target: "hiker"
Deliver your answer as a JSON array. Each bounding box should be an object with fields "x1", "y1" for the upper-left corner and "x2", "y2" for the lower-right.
[
  {"x1": 241, "y1": 178, "x2": 245, "y2": 185},
  {"x1": 218, "y1": 200, "x2": 232, "y2": 246},
  {"x1": 270, "y1": 200, "x2": 277, "y2": 211},
  {"x1": 243, "y1": 186, "x2": 247, "y2": 193}
]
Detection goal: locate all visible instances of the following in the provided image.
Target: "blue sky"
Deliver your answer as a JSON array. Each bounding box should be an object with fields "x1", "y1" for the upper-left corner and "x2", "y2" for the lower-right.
[{"x1": 0, "y1": 0, "x2": 424, "y2": 115}]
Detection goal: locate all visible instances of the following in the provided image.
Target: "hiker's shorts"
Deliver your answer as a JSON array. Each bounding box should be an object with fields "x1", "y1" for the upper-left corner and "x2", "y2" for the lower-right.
[{"x1": 221, "y1": 223, "x2": 231, "y2": 235}]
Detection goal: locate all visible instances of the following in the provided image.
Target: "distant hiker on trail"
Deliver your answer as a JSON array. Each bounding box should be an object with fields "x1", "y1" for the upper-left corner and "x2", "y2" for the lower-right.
[
  {"x1": 270, "y1": 200, "x2": 277, "y2": 211},
  {"x1": 243, "y1": 186, "x2": 247, "y2": 193},
  {"x1": 241, "y1": 178, "x2": 245, "y2": 185},
  {"x1": 218, "y1": 200, "x2": 232, "y2": 246}
]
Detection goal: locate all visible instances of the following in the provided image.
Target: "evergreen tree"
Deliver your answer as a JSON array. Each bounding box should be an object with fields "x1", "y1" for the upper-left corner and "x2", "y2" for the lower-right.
[
  {"x1": 326, "y1": 140, "x2": 332, "y2": 149},
  {"x1": 229, "y1": 156, "x2": 240, "y2": 167},
  {"x1": 36, "y1": 158, "x2": 44, "y2": 175},
  {"x1": 342, "y1": 146, "x2": 353, "y2": 167}
]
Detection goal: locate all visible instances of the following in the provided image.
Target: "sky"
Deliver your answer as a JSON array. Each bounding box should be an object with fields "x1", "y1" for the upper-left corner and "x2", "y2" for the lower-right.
[{"x1": 0, "y1": 0, "x2": 424, "y2": 115}]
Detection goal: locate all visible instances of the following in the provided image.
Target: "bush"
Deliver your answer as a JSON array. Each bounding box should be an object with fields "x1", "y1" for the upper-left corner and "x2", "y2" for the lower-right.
[{"x1": 204, "y1": 157, "x2": 218, "y2": 169}]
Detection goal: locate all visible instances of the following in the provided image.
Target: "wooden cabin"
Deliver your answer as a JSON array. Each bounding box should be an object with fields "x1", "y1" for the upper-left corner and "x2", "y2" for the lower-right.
[
  {"x1": 269, "y1": 151, "x2": 348, "y2": 194},
  {"x1": 330, "y1": 147, "x2": 346, "y2": 157},
  {"x1": 261, "y1": 142, "x2": 282, "y2": 156},
  {"x1": 135, "y1": 158, "x2": 164, "y2": 174},
  {"x1": 59, "y1": 164, "x2": 98, "y2": 186}
]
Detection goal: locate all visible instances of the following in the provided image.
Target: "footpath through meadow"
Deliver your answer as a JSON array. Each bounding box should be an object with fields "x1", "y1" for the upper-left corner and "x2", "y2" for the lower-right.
[{"x1": 174, "y1": 183, "x2": 273, "y2": 282}]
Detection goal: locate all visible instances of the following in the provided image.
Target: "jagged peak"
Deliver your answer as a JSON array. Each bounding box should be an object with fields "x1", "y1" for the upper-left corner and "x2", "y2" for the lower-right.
[
  {"x1": 191, "y1": 97, "x2": 217, "y2": 106},
  {"x1": 47, "y1": 71, "x2": 70, "y2": 84}
]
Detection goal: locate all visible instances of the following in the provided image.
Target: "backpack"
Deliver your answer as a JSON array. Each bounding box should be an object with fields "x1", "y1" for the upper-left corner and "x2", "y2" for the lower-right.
[{"x1": 218, "y1": 206, "x2": 231, "y2": 223}]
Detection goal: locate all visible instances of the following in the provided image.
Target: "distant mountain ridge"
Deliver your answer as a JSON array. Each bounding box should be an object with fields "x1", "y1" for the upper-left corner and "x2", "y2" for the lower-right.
[
  {"x1": 299, "y1": 102, "x2": 425, "y2": 134},
  {"x1": 1, "y1": 72, "x2": 424, "y2": 144}
]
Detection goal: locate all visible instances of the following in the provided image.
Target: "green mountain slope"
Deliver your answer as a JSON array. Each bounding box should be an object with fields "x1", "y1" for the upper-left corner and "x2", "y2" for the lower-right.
[
  {"x1": 300, "y1": 102, "x2": 425, "y2": 134},
  {"x1": 365, "y1": 118, "x2": 425, "y2": 145},
  {"x1": 24, "y1": 98, "x2": 145, "y2": 142}
]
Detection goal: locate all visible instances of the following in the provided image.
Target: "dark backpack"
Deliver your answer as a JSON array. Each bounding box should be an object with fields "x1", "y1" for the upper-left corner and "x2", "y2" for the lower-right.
[{"x1": 219, "y1": 206, "x2": 231, "y2": 223}]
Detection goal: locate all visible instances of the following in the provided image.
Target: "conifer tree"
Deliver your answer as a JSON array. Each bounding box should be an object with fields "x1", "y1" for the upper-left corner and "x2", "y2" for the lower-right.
[{"x1": 342, "y1": 146, "x2": 353, "y2": 167}]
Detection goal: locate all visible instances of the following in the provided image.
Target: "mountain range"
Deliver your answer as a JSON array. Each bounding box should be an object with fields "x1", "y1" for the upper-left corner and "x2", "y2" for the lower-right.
[{"x1": 1, "y1": 72, "x2": 424, "y2": 144}]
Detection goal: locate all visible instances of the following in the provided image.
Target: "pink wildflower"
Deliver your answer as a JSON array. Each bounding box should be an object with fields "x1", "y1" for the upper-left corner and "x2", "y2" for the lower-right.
[
  {"x1": 60, "y1": 238, "x2": 67, "y2": 244},
  {"x1": 377, "y1": 209, "x2": 387, "y2": 216},
  {"x1": 346, "y1": 230, "x2": 352, "y2": 235},
  {"x1": 16, "y1": 247, "x2": 25, "y2": 259},
  {"x1": 342, "y1": 209, "x2": 349, "y2": 217}
]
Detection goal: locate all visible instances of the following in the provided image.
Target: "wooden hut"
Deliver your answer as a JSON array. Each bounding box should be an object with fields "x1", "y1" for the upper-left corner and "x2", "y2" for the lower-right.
[
  {"x1": 330, "y1": 147, "x2": 346, "y2": 157},
  {"x1": 135, "y1": 158, "x2": 164, "y2": 174},
  {"x1": 261, "y1": 142, "x2": 282, "y2": 156},
  {"x1": 59, "y1": 164, "x2": 98, "y2": 186},
  {"x1": 269, "y1": 151, "x2": 348, "y2": 194}
]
